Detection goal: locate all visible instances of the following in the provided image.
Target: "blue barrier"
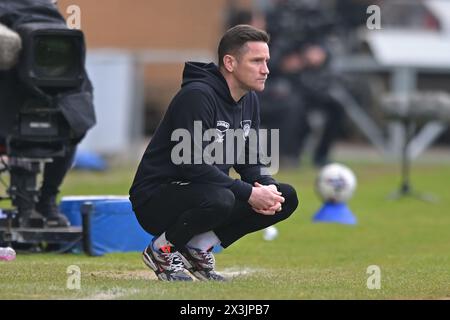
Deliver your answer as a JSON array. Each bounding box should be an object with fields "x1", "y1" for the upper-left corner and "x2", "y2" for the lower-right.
[{"x1": 60, "y1": 196, "x2": 153, "y2": 256}]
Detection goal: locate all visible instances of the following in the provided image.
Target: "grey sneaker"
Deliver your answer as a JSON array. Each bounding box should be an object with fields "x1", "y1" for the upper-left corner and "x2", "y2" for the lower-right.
[
  {"x1": 142, "y1": 243, "x2": 192, "y2": 281},
  {"x1": 180, "y1": 246, "x2": 226, "y2": 281}
]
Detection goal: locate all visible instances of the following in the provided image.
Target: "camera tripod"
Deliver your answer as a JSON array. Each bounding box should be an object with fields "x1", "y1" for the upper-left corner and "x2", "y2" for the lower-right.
[
  {"x1": 0, "y1": 156, "x2": 90, "y2": 251},
  {"x1": 388, "y1": 119, "x2": 437, "y2": 203}
]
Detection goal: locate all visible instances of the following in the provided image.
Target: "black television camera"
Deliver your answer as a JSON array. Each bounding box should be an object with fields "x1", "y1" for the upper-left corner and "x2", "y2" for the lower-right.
[
  {"x1": 0, "y1": 19, "x2": 91, "y2": 248},
  {"x1": 6, "y1": 22, "x2": 86, "y2": 158}
]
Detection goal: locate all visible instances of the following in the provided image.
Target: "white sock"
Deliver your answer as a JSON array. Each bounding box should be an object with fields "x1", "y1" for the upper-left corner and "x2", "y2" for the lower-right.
[
  {"x1": 187, "y1": 231, "x2": 221, "y2": 251},
  {"x1": 152, "y1": 232, "x2": 173, "y2": 250}
]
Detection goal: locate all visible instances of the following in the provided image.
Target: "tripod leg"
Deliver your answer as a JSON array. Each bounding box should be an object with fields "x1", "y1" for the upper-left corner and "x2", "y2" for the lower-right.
[
  {"x1": 393, "y1": 121, "x2": 438, "y2": 203},
  {"x1": 9, "y1": 160, "x2": 45, "y2": 228},
  {"x1": 412, "y1": 190, "x2": 438, "y2": 203},
  {"x1": 388, "y1": 120, "x2": 412, "y2": 199}
]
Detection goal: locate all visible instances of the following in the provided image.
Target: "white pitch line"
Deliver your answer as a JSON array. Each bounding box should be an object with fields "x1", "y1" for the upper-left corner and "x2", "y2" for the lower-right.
[
  {"x1": 81, "y1": 288, "x2": 140, "y2": 300},
  {"x1": 219, "y1": 267, "x2": 262, "y2": 279}
]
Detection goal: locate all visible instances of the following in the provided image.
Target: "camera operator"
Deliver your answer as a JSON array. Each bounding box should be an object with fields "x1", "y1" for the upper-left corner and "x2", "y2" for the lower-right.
[
  {"x1": 259, "y1": 0, "x2": 344, "y2": 168},
  {"x1": 0, "y1": 0, "x2": 95, "y2": 227}
]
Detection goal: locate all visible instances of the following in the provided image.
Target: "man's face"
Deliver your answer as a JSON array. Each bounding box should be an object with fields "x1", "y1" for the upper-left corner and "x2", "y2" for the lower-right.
[{"x1": 232, "y1": 41, "x2": 270, "y2": 92}]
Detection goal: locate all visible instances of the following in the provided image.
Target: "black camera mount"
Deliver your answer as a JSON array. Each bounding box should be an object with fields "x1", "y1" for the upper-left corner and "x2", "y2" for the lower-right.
[{"x1": 0, "y1": 18, "x2": 91, "y2": 250}]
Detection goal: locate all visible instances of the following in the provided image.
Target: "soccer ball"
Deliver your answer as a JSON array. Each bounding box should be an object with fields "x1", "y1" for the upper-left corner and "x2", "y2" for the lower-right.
[
  {"x1": 263, "y1": 226, "x2": 278, "y2": 241},
  {"x1": 316, "y1": 163, "x2": 357, "y2": 203}
]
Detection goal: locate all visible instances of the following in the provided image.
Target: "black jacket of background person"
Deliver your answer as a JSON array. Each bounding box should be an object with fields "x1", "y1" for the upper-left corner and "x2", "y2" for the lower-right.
[{"x1": 130, "y1": 62, "x2": 279, "y2": 210}]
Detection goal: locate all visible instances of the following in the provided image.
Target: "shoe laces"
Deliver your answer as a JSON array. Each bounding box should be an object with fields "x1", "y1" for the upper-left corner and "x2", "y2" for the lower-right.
[
  {"x1": 196, "y1": 248, "x2": 216, "y2": 269},
  {"x1": 160, "y1": 250, "x2": 185, "y2": 273}
]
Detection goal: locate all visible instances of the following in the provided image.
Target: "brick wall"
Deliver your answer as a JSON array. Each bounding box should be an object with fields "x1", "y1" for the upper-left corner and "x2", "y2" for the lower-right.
[{"x1": 55, "y1": 0, "x2": 255, "y2": 133}]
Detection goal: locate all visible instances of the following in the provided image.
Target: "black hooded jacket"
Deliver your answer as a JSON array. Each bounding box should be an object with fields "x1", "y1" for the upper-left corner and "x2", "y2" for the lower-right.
[{"x1": 129, "y1": 62, "x2": 278, "y2": 209}]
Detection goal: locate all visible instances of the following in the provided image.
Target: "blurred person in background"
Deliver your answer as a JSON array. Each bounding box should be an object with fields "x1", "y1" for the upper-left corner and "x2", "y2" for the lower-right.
[{"x1": 257, "y1": 0, "x2": 346, "y2": 168}]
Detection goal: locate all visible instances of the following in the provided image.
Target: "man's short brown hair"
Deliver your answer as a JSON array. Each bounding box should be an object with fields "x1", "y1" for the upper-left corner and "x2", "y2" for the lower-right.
[{"x1": 218, "y1": 24, "x2": 270, "y2": 67}]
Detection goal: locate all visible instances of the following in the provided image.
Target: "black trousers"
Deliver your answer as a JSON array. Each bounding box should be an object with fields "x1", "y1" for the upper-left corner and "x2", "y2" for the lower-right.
[
  {"x1": 134, "y1": 182, "x2": 299, "y2": 249},
  {"x1": 40, "y1": 145, "x2": 77, "y2": 198}
]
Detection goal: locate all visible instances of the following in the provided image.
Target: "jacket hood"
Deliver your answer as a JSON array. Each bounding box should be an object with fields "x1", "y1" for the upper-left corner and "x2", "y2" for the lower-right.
[{"x1": 182, "y1": 62, "x2": 237, "y2": 105}]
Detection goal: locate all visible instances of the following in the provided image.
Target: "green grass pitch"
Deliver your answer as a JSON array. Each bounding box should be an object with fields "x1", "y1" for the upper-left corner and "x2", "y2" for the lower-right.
[{"x1": 1, "y1": 160, "x2": 449, "y2": 299}]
